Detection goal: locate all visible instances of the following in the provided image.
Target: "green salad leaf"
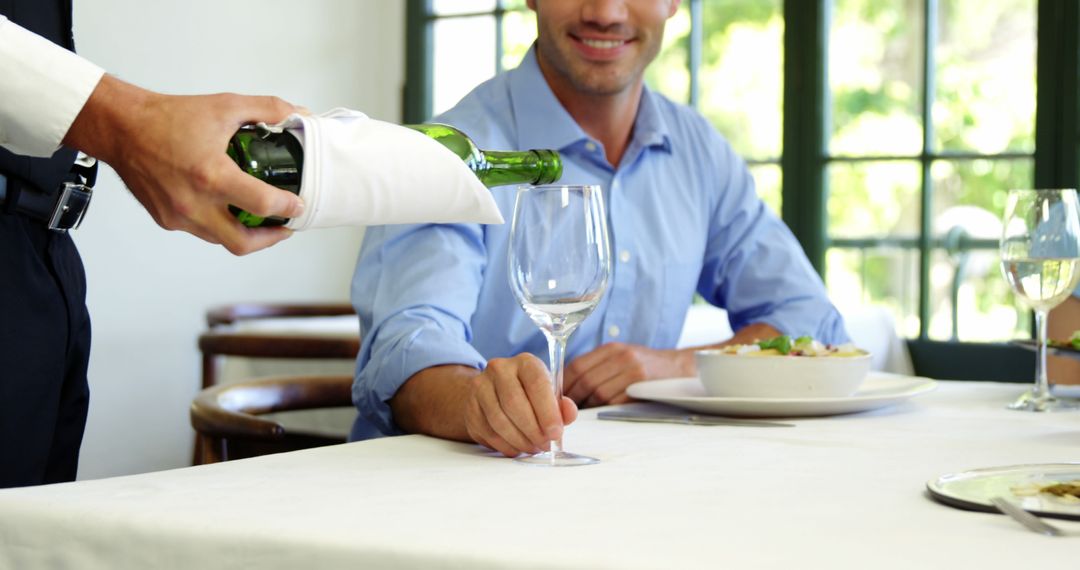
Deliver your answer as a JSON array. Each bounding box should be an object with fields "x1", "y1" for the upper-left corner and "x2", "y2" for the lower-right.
[
  {"x1": 757, "y1": 335, "x2": 792, "y2": 355},
  {"x1": 1071, "y1": 330, "x2": 1080, "y2": 351}
]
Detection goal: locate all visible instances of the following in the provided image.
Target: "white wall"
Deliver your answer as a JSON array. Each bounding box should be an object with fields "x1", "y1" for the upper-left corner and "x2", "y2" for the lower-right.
[{"x1": 71, "y1": 0, "x2": 404, "y2": 478}]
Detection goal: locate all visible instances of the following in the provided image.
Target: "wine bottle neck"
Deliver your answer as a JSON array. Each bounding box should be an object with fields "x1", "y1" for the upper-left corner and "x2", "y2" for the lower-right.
[{"x1": 477, "y1": 149, "x2": 563, "y2": 187}]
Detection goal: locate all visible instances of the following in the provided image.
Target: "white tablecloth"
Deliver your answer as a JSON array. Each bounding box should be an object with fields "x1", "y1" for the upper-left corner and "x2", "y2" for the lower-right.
[{"x1": 2, "y1": 380, "x2": 1076, "y2": 569}]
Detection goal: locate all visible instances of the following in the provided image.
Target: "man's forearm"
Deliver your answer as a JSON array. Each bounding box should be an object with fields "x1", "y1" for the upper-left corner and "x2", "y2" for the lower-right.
[
  {"x1": 1048, "y1": 297, "x2": 1080, "y2": 384},
  {"x1": 1048, "y1": 297, "x2": 1080, "y2": 341},
  {"x1": 390, "y1": 364, "x2": 479, "y2": 442}
]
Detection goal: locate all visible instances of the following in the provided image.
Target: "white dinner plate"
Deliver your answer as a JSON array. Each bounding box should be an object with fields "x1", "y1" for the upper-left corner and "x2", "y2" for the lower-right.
[
  {"x1": 927, "y1": 463, "x2": 1080, "y2": 520},
  {"x1": 625, "y1": 372, "x2": 936, "y2": 417}
]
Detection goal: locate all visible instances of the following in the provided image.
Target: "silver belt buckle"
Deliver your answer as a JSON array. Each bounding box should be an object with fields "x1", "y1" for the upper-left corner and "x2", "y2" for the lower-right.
[{"x1": 48, "y1": 181, "x2": 93, "y2": 232}]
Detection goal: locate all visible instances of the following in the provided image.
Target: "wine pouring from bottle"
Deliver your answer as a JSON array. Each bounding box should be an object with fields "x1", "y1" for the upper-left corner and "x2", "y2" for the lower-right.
[{"x1": 227, "y1": 123, "x2": 563, "y2": 227}]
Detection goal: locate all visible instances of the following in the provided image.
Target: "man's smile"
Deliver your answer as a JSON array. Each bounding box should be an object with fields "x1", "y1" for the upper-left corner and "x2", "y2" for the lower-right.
[{"x1": 569, "y1": 32, "x2": 635, "y2": 60}]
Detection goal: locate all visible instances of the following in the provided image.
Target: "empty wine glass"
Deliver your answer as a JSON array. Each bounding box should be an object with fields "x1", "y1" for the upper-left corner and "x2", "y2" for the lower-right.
[
  {"x1": 507, "y1": 184, "x2": 611, "y2": 466},
  {"x1": 1000, "y1": 188, "x2": 1080, "y2": 411}
]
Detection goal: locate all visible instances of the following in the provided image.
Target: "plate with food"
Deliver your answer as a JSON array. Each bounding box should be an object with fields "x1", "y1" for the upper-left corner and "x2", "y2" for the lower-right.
[
  {"x1": 627, "y1": 335, "x2": 935, "y2": 417},
  {"x1": 927, "y1": 463, "x2": 1080, "y2": 520},
  {"x1": 626, "y1": 373, "x2": 936, "y2": 418}
]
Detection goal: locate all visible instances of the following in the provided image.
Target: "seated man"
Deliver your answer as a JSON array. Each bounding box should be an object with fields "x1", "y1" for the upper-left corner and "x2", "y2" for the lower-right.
[{"x1": 350, "y1": 0, "x2": 848, "y2": 456}]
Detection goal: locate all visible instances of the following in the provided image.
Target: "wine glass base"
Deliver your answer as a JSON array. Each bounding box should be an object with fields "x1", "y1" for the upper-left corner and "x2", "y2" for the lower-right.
[
  {"x1": 514, "y1": 450, "x2": 599, "y2": 467},
  {"x1": 1007, "y1": 391, "x2": 1080, "y2": 412}
]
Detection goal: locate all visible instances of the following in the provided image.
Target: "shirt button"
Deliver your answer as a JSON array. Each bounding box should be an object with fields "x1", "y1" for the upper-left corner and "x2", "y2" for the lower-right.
[
  {"x1": 608, "y1": 325, "x2": 621, "y2": 338},
  {"x1": 619, "y1": 250, "x2": 631, "y2": 263},
  {"x1": 585, "y1": 141, "x2": 598, "y2": 152}
]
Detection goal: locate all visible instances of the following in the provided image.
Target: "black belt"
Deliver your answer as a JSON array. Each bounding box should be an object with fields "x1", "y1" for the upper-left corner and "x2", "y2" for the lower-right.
[{"x1": 0, "y1": 157, "x2": 96, "y2": 232}]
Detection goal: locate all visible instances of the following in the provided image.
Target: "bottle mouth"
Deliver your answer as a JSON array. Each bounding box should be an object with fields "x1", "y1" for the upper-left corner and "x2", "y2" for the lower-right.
[{"x1": 530, "y1": 149, "x2": 563, "y2": 185}]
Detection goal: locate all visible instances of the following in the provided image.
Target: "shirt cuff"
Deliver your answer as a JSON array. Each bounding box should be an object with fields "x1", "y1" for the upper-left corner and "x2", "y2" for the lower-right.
[{"x1": 0, "y1": 17, "x2": 105, "y2": 157}]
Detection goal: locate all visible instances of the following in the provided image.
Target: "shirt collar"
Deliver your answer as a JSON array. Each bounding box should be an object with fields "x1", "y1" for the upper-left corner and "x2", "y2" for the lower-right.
[
  {"x1": 509, "y1": 46, "x2": 673, "y2": 156},
  {"x1": 633, "y1": 87, "x2": 673, "y2": 154}
]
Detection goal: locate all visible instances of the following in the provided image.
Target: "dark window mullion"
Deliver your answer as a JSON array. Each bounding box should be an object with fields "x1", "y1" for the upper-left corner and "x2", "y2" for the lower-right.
[
  {"x1": 688, "y1": 0, "x2": 703, "y2": 109},
  {"x1": 917, "y1": 0, "x2": 939, "y2": 340},
  {"x1": 425, "y1": 8, "x2": 515, "y2": 21},
  {"x1": 1035, "y1": 0, "x2": 1080, "y2": 189},
  {"x1": 828, "y1": 152, "x2": 1034, "y2": 162},
  {"x1": 403, "y1": 0, "x2": 434, "y2": 123},
  {"x1": 781, "y1": 0, "x2": 829, "y2": 275},
  {"x1": 829, "y1": 237, "x2": 999, "y2": 250},
  {"x1": 495, "y1": 0, "x2": 505, "y2": 74}
]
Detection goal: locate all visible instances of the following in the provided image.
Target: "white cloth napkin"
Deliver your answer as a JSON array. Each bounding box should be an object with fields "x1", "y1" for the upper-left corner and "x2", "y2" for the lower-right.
[{"x1": 260, "y1": 108, "x2": 504, "y2": 231}]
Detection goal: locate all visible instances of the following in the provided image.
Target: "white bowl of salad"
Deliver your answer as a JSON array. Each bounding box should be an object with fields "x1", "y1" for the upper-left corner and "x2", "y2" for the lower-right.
[{"x1": 695, "y1": 335, "x2": 871, "y2": 399}]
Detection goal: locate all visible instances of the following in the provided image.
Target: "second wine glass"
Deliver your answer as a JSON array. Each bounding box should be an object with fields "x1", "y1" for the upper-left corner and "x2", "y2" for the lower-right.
[
  {"x1": 1000, "y1": 188, "x2": 1080, "y2": 411},
  {"x1": 507, "y1": 184, "x2": 611, "y2": 466}
]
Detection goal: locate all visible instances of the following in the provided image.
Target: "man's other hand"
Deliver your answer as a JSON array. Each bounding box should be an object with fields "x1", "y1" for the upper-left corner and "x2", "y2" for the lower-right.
[{"x1": 564, "y1": 343, "x2": 693, "y2": 408}]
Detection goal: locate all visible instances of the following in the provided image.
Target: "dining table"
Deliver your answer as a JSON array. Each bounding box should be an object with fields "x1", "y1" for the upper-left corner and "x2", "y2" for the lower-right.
[{"x1": 1, "y1": 379, "x2": 1077, "y2": 569}]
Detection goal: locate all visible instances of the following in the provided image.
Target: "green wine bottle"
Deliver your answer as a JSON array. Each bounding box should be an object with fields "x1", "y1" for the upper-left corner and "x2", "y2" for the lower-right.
[
  {"x1": 227, "y1": 123, "x2": 563, "y2": 227},
  {"x1": 227, "y1": 126, "x2": 304, "y2": 227}
]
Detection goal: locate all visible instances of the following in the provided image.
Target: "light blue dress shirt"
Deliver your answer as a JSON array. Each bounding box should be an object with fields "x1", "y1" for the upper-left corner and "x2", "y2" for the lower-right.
[{"x1": 349, "y1": 48, "x2": 848, "y2": 440}]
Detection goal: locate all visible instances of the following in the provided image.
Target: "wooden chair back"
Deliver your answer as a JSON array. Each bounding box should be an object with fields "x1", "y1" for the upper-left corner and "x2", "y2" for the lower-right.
[
  {"x1": 199, "y1": 302, "x2": 360, "y2": 390},
  {"x1": 190, "y1": 375, "x2": 354, "y2": 464},
  {"x1": 205, "y1": 302, "x2": 357, "y2": 327},
  {"x1": 194, "y1": 303, "x2": 360, "y2": 464}
]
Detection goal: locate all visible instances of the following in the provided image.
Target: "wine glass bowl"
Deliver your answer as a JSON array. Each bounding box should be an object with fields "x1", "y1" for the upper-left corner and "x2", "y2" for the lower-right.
[
  {"x1": 507, "y1": 184, "x2": 611, "y2": 466},
  {"x1": 999, "y1": 188, "x2": 1080, "y2": 411}
]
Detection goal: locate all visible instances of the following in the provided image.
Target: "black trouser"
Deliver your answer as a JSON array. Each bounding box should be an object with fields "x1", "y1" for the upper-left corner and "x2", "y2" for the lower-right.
[{"x1": 0, "y1": 212, "x2": 90, "y2": 488}]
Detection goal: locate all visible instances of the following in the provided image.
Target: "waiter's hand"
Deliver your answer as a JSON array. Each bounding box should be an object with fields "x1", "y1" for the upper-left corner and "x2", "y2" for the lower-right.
[{"x1": 63, "y1": 74, "x2": 305, "y2": 255}]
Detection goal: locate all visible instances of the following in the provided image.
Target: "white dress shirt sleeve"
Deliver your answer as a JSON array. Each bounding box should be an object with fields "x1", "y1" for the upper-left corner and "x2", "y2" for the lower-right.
[{"x1": 0, "y1": 16, "x2": 105, "y2": 158}]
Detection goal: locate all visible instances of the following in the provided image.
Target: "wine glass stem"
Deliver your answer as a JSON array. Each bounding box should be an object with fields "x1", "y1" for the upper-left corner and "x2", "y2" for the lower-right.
[
  {"x1": 1034, "y1": 309, "x2": 1051, "y2": 400},
  {"x1": 546, "y1": 333, "x2": 568, "y2": 456}
]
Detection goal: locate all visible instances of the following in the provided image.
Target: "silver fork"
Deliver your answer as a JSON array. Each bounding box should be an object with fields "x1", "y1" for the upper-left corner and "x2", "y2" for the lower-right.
[{"x1": 990, "y1": 496, "x2": 1065, "y2": 537}]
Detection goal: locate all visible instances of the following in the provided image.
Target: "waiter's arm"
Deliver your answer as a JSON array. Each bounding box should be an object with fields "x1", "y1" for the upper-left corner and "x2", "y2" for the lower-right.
[{"x1": 0, "y1": 16, "x2": 303, "y2": 254}]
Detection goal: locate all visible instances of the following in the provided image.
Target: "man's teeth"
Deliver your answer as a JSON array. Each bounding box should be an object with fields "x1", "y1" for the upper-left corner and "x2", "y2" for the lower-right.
[{"x1": 581, "y1": 38, "x2": 625, "y2": 49}]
